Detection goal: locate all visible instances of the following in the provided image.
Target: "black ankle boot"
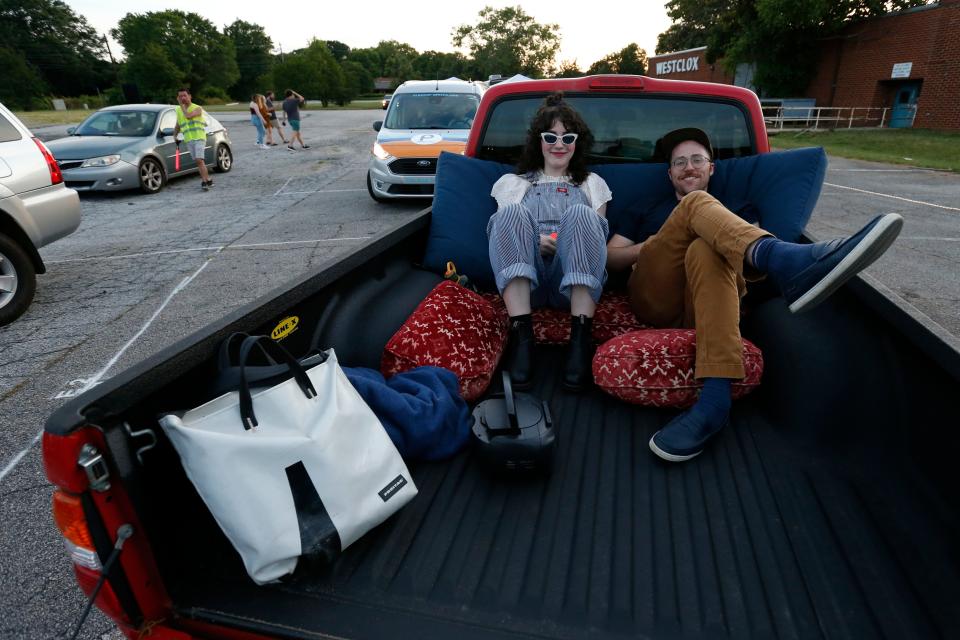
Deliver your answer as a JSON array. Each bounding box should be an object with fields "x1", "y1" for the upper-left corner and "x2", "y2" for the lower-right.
[
  {"x1": 564, "y1": 314, "x2": 594, "y2": 391},
  {"x1": 505, "y1": 315, "x2": 535, "y2": 389}
]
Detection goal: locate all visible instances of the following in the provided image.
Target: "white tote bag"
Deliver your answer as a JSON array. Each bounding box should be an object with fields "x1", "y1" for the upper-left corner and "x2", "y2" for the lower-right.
[{"x1": 159, "y1": 336, "x2": 417, "y2": 584}]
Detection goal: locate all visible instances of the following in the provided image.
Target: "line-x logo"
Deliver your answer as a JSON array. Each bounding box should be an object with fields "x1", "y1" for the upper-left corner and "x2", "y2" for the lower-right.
[{"x1": 271, "y1": 315, "x2": 300, "y2": 341}]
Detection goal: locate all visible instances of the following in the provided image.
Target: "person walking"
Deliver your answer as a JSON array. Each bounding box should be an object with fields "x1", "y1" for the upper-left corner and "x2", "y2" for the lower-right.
[
  {"x1": 264, "y1": 91, "x2": 288, "y2": 146},
  {"x1": 282, "y1": 89, "x2": 310, "y2": 150},
  {"x1": 249, "y1": 94, "x2": 270, "y2": 150},
  {"x1": 174, "y1": 88, "x2": 213, "y2": 191}
]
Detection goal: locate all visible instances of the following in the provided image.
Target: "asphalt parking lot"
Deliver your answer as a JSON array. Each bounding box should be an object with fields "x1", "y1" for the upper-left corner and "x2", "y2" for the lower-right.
[{"x1": 0, "y1": 109, "x2": 957, "y2": 638}]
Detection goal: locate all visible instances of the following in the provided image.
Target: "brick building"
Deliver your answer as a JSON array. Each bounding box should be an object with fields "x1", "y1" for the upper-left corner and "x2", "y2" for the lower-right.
[{"x1": 649, "y1": 0, "x2": 960, "y2": 130}]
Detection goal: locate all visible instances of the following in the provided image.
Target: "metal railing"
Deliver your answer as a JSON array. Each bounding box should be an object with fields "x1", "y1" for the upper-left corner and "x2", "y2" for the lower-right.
[{"x1": 763, "y1": 106, "x2": 890, "y2": 131}]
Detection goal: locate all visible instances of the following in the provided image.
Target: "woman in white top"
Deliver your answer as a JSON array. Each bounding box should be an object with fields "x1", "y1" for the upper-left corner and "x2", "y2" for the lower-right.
[
  {"x1": 487, "y1": 92, "x2": 612, "y2": 391},
  {"x1": 249, "y1": 94, "x2": 269, "y2": 149}
]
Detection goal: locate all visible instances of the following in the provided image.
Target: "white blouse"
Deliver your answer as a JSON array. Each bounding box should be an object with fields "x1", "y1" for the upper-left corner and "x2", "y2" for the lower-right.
[{"x1": 491, "y1": 172, "x2": 612, "y2": 212}]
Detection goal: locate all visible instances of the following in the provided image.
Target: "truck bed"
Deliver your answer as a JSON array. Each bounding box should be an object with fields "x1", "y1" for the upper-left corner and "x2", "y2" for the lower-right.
[
  {"x1": 52, "y1": 214, "x2": 960, "y2": 639},
  {"x1": 153, "y1": 335, "x2": 959, "y2": 640}
]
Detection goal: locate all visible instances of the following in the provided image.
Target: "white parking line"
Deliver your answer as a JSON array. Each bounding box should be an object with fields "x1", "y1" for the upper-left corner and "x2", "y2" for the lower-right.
[
  {"x1": 46, "y1": 237, "x2": 371, "y2": 264},
  {"x1": 0, "y1": 431, "x2": 42, "y2": 483},
  {"x1": 2, "y1": 255, "x2": 218, "y2": 483},
  {"x1": 822, "y1": 182, "x2": 960, "y2": 212},
  {"x1": 829, "y1": 169, "x2": 940, "y2": 172},
  {"x1": 275, "y1": 188, "x2": 367, "y2": 196},
  {"x1": 272, "y1": 177, "x2": 292, "y2": 196}
]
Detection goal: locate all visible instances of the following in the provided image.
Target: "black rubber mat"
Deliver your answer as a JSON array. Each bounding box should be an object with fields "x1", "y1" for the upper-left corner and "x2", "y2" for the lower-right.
[{"x1": 169, "y1": 346, "x2": 960, "y2": 639}]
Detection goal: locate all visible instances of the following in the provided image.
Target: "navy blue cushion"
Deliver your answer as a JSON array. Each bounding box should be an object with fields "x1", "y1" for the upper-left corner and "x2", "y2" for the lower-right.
[
  {"x1": 422, "y1": 147, "x2": 827, "y2": 290},
  {"x1": 423, "y1": 151, "x2": 512, "y2": 291},
  {"x1": 707, "y1": 146, "x2": 827, "y2": 242}
]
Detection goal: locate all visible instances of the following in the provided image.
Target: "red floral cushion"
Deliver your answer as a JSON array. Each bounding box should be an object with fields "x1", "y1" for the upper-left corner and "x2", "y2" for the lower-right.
[
  {"x1": 383, "y1": 281, "x2": 507, "y2": 402},
  {"x1": 480, "y1": 292, "x2": 646, "y2": 344},
  {"x1": 593, "y1": 329, "x2": 764, "y2": 407}
]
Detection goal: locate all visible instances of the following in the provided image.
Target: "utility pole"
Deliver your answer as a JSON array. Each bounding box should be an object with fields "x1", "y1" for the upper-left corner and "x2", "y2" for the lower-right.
[{"x1": 103, "y1": 34, "x2": 116, "y2": 65}]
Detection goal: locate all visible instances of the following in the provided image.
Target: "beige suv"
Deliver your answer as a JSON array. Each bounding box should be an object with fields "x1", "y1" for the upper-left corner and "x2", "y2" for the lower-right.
[{"x1": 0, "y1": 103, "x2": 81, "y2": 325}]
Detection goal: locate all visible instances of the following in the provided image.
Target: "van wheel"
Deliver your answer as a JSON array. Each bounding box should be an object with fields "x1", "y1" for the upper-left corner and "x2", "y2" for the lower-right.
[
  {"x1": 366, "y1": 172, "x2": 389, "y2": 203},
  {"x1": 215, "y1": 144, "x2": 233, "y2": 173},
  {"x1": 0, "y1": 233, "x2": 37, "y2": 326},
  {"x1": 139, "y1": 158, "x2": 165, "y2": 193}
]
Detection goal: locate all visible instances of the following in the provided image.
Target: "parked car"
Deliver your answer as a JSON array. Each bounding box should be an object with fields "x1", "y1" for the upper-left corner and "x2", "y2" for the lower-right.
[
  {"x1": 367, "y1": 78, "x2": 483, "y2": 202},
  {"x1": 381, "y1": 93, "x2": 392, "y2": 109},
  {"x1": 0, "y1": 102, "x2": 81, "y2": 325},
  {"x1": 45, "y1": 104, "x2": 233, "y2": 194}
]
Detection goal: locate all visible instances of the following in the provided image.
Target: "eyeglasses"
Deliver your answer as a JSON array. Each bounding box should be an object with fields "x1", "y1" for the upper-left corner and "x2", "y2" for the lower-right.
[
  {"x1": 671, "y1": 154, "x2": 711, "y2": 169},
  {"x1": 540, "y1": 131, "x2": 578, "y2": 145}
]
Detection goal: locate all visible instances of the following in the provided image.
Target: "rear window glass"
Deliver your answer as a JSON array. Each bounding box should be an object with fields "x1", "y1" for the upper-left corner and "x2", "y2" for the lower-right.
[
  {"x1": 477, "y1": 94, "x2": 755, "y2": 165},
  {"x1": 385, "y1": 93, "x2": 479, "y2": 130},
  {"x1": 0, "y1": 113, "x2": 22, "y2": 143},
  {"x1": 75, "y1": 110, "x2": 158, "y2": 137}
]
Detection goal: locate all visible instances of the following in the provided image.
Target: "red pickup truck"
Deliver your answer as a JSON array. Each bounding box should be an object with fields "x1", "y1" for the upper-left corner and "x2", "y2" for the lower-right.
[{"x1": 44, "y1": 76, "x2": 960, "y2": 639}]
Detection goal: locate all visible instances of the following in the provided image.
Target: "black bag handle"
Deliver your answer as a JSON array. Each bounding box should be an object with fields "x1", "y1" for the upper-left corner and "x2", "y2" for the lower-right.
[
  {"x1": 238, "y1": 335, "x2": 317, "y2": 430},
  {"x1": 218, "y1": 331, "x2": 276, "y2": 371}
]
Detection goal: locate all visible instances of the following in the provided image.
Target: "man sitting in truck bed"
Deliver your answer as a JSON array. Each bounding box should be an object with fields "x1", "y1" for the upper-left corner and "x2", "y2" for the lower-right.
[{"x1": 606, "y1": 127, "x2": 903, "y2": 463}]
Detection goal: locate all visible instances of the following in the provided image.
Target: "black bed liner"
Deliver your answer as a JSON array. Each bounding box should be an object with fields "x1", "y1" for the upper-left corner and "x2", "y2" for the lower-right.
[
  {"x1": 160, "y1": 341, "x2": 959, "y2": 640},
  {"x1": 49, "y1": 214, "x2": 959, "y2": 639}
]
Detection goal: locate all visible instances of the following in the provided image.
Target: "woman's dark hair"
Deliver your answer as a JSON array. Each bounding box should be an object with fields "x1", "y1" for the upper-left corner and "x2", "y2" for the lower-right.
[{"x1": 517, "y1": 92, "x2": 594, "y2": 185}]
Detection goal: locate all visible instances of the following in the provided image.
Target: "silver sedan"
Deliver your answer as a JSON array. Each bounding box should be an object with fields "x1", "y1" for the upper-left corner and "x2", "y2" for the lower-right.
[{"x1": 45, "y1": 104, "x2": 234, "y2": 194}]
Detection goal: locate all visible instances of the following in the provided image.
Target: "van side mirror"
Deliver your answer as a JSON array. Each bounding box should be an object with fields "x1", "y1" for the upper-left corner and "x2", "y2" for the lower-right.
[
  {"x1": 373, "y1": 121, "x2": 382, "y2": 132},
  {"x1": 66, "y1": 127, "x2": 76, "y2": 135},
  {"x1": 160, "y1": 127, "x2": 176, "y2": 138}
]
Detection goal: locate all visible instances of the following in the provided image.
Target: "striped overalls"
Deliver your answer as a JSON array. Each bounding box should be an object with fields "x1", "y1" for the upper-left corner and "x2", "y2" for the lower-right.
[{"x1": 487, "y1": 178, "x2": 608, "y2": 310}]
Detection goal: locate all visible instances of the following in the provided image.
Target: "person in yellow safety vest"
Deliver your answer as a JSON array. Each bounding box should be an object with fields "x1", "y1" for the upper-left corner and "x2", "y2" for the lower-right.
[{"x1": 173, "y1": 88, "x2": 213, "y2": 191}]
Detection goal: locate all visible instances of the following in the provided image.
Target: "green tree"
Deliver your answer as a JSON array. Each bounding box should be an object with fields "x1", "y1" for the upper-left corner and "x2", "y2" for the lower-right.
[
  {"x1": 0, "y1": 0, "x2": 114, "y2": 98},
  {"x1": 121, "y1": 43, "x2": 183, "y2": 103},
  {"x1": 413, "y1": 51, "x2": 471, "y2": 80},
  {"x1": 452, "y1": 6, "x2": 561, "y2": 78},
  {"x1": 326, "y1": 40, "x2": 350, "y2": 62},
  {"x1": 555, "y1": 60, "x2": 584, "y2": 78},
  {"x1": 0, "y1": 47, "x2": 49, "y2": 109},
  {"x1": 225, "y1": 20, "x2": 274, "y2": 100},
  {"x1": 273, "y1": 40, "x2": 345, "y2": 106},
  {"x1": 113, "y1": 11, "x2": 239, "y2": 98},
  {"x1": 657, "y1": 0, "x2": 930, "y2": 96},
  {"x1": 339, "y1": 60, "x2": 371, "y2": 102},
  {"x1": 587, "y1": 43, "x2": 647, "y2": 75}
]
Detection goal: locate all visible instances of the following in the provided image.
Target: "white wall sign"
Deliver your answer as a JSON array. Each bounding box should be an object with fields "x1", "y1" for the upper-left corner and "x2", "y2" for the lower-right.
[
  {"x1": 891, "y1": 62, "x2": 912, "y2": 79},
  {"x1": 656, "y1": 56, "x2": 700, "y2": 75}
]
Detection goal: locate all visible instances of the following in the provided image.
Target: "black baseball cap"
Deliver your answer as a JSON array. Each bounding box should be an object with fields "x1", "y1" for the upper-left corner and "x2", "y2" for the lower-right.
[{"x1": 656, "y1": 127, "x2": 714, "y2": 162}]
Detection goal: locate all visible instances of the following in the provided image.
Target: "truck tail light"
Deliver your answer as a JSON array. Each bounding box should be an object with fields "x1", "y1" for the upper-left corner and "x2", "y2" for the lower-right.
[
  {"x1": 52, "y1": 490, "x2": 100, "y2": 569},
  {"x1": 52, "y1": 489, "x2": 134, "y2": 628},
  {"x1": 32, "y1": 137, "x2": 64, "y2": 185}
]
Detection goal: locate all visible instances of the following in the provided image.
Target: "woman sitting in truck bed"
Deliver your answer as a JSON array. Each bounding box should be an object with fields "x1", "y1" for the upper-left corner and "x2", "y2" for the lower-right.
[{"x1": 487, "y1": 92, "x2": 612, "y2": 392}]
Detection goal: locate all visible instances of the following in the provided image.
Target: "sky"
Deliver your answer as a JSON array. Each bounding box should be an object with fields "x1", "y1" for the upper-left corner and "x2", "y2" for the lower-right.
[{"x1": 69, "y1": 0, "x2": 673, "y2": 69}]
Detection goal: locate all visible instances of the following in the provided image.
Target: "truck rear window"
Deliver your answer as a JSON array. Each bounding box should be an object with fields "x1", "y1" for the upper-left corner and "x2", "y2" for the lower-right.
[
  {"x1": 0, "y1": 113, "x2": 23, "y2": 143},
  {"x1": 476, "y1": 95, "x2": 754, "y2": 165}
]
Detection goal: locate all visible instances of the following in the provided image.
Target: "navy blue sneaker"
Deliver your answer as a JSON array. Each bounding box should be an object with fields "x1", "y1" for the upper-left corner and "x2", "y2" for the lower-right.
[
  {"x1": 782, "y1": 213, "x2": 903, "y2": 313},
  {"x1": 649, "y1": 409, "x2": 729, "y2": 462}
]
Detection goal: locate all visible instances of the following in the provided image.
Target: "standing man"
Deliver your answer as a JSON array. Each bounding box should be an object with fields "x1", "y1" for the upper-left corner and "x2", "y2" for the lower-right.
[
  {"x1": 608, "y1": 128, "x2": 902, "y2": 462},
  {"x1": 282, "y1": 89, "x2": 310, "y2": 150},
  {"x1": 173, "y1": 88, "x2": 213, "y2": 191},
  {"x1": 264, "y1": 91, "x2": 288, "y2": 146}
]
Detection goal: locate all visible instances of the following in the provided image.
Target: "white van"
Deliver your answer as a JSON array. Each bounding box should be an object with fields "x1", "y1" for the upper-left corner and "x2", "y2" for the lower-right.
[{"x1": 367, "y1": 79, "x2": 484, "y2": 202}]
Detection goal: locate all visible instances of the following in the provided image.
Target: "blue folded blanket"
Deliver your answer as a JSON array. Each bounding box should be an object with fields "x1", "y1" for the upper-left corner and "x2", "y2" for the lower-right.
[{"x1": 343, "y1": 366, "x2": 471, "y2": 461}]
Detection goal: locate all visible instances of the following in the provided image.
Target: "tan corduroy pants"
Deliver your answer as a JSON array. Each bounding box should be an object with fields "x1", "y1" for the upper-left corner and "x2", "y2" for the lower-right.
[{"x1": 627, "y1": 191, "x2": 771, "y2": 379}]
